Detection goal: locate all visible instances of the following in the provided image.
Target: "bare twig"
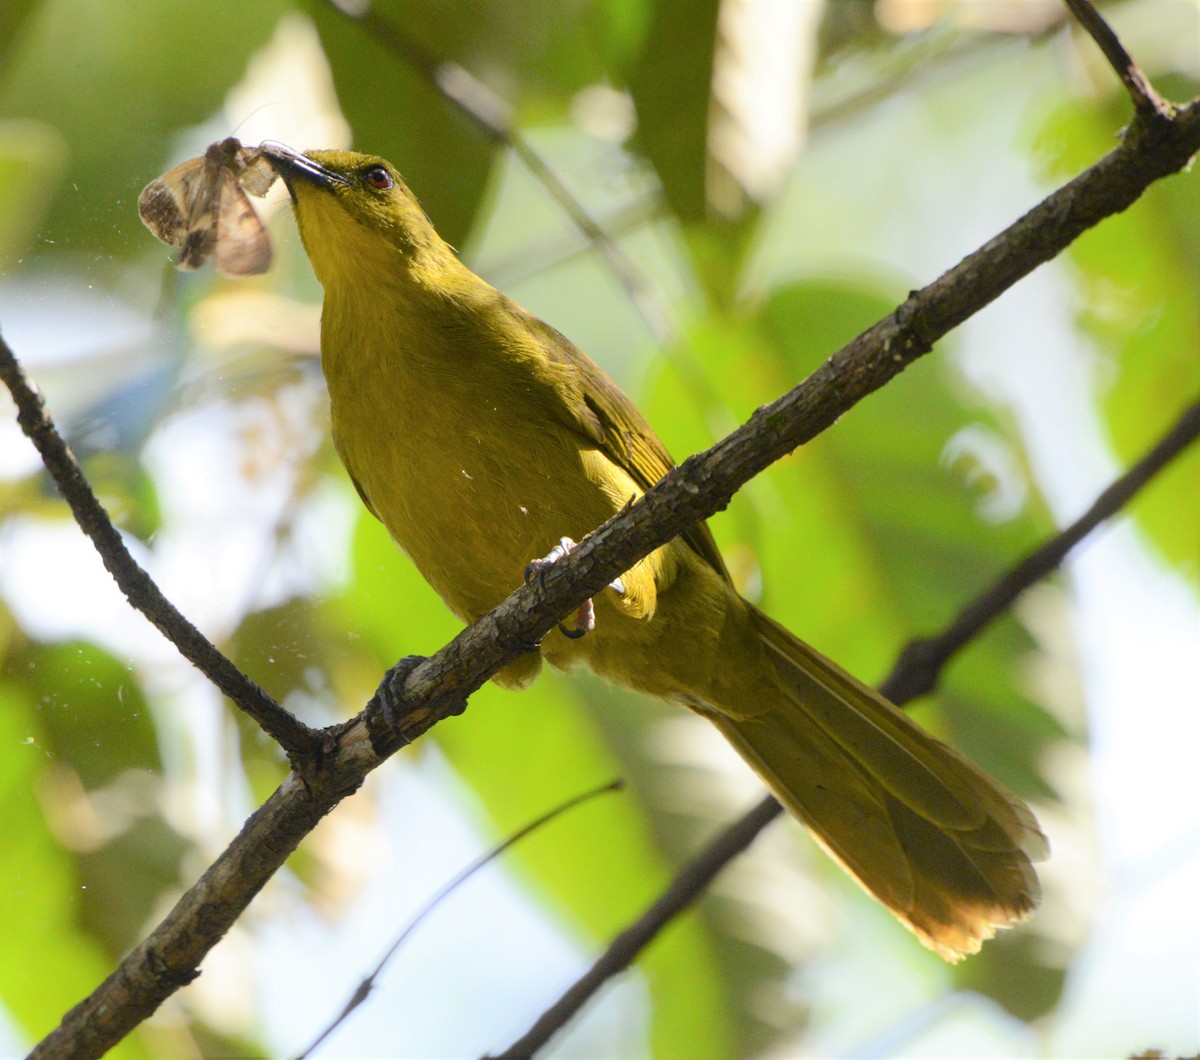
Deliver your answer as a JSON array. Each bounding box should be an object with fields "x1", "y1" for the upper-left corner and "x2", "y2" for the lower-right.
[
  {"x1": 0, "y1": 333, "x2": 319, "y2": 757},
  {"x1": 26, "y1": 84, "x2": 1200, "y2": 1060},
  {"x1": 299, "y1": 779, "x2": 623, "y2": 1058},
  {"x1": 1063, "y1": 0, "x2": 1174, "y2": 121},
  {"x1": 488, "y1": 795, "x2": 782, "y2": 1059},
  {"x1": 482, "y1": 195, "x2": 663, "y2": 290},
  {"x1": 332, "y1": 4, "x2": 675, "y2": 347},
  {"x1": 490, "y1": 397, "x2": 1200, "y2": 1059},
  {"x1": 880, "y1": 399, "x2": 1200, "y2": 703}
]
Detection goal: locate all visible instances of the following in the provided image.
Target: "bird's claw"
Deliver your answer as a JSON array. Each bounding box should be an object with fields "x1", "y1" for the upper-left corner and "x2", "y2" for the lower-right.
[
  {"x1": 525, "y1": 536, "x2": 624, "y2": 639},
  {"x1": 559, "y1": 599, "x2": 595, "y2": 639},
  {"x1": 524, "y1": 536, "x2": 574, "y2": 584},
  {"x1": 366, "y1": 654, "x2": 429, "y2": 757}
]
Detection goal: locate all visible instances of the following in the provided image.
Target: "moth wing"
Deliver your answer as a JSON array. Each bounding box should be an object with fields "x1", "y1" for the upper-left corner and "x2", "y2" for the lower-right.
[
  {"x1": 236, "y1": 148, "x2": 279, "y2": 198},
  {"x1": 139, "y1": 140, "x2": 274, "y2": 272},
  {"x1": 140, "y1": 152, "x2": 224, "y2": 268},
  {"x1": 137, "y1": 178, "x2": 190, "y2": 246},
  {"x1": 213, "y1": 171, "x2": 271, "y2": 277},
  {"x1": 175, "y1": 208, "x2": 218, "y2": 270}
]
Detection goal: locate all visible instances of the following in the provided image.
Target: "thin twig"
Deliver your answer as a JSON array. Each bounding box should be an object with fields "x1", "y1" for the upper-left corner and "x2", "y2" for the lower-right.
[
  {"x1": 489, "y1": 795, "x2": 783, "y2": 1059},
  {"x1": 0, "y1": 333, "x2": 318, "y2": 756},
  {"x1": 299, "y1": 779, "x2": 623, "y2": 1058},
  {"x1": 493, "y1": 398, "x2": 1200, "y2": 1059},
  {"x1": 880, "y1": 398, "x2": 1200, "y2": 703},
  {"x1": 26, "y1": 85, "x2": 1200, "y2": 1060},
  {"x1": 481, "y1": 195, "x2": 663, "y2": 290},
  {"x1": 1063, "y1": 0, "x2": 1174, "y2": 121},
  {"x1": 335, "y1": 4, "x2": 675, "y2": 348}
]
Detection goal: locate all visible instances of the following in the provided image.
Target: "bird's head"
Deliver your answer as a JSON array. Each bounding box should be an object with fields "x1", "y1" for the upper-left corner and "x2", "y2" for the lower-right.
[{"x1": 261, "y1": 143, "x2": 450, "y2": 287}]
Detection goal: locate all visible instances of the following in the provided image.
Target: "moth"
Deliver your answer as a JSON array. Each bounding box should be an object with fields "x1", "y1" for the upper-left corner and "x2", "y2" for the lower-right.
[{"x1": 138, "y1": 137, "x2": 278, "y2": 277}]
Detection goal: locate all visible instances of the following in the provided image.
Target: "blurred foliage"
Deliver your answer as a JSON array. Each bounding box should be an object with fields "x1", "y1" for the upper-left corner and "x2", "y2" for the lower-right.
[
  {"x1": 0, "y1": 0, "x2": 1196, "y2": 1057},
  {"x1": 303, "y1": 3, "x2": 499, "y2": 249},
  {"x1": 0, "y1": 638, "x2": 151, "y2": 1060}
]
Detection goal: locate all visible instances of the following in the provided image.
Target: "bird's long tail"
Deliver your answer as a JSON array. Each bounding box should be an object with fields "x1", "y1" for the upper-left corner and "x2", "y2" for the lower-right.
[{"x1": 705, "y1": 607, "x2": 1047, "y2": 960}]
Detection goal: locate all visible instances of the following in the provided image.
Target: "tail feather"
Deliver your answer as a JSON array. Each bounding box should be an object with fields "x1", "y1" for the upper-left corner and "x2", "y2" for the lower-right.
[{"x1": 704, "y1": 607, "x2": 1046, "y2": 961}]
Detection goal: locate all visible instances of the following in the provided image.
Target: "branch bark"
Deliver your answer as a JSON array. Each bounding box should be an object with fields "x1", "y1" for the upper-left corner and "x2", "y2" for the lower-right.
[
  {"x1": 22, "y1": 63, "x2": 1200, "y2": 1060},
  {"x1": 1063, "y1": 0, "x2": 1174, "y2": 121}
]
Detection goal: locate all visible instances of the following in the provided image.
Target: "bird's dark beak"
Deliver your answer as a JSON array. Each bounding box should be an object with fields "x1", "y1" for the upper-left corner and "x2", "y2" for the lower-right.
[{"x1": 260, "y1": 142, "x2": 347, "y2": 192}]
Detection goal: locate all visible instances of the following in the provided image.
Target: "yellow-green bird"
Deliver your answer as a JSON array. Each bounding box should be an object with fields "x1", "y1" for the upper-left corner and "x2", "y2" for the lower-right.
[{"x1": 262, "y1": 142, "x2": 1046, "y2": 961}]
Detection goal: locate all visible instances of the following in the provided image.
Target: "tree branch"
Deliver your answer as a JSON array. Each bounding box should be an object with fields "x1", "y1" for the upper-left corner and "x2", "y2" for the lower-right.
[
  {"x1": 0, "y1": 335, "x2": 319, "y2": 757},
  {"x1": 1063, "y1": 0, "x2": 1174, "y2": 122},
  {"x1": 879, "y1": 398, "x2": 1200, "y2": 704},
  {"x1": 490, "y1": 395, "x2": 1200, "y2": 1058},
  {"x1": 25, "y1": 77, "x2": 1200, "y2": 1060},
  {"x1": 489, "y1": 795, "x2": 784, "y2": 1060},
  {"x1": 366, "y1": 90, "x2": 1200, "y2": 757},
  {"x1": 27, "y1": 732, "x2": 375, "y2": 1060}
]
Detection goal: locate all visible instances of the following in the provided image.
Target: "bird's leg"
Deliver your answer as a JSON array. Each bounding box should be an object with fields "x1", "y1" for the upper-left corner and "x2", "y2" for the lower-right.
[{"x1": 524, "y1": 536, "x2": 625, "y2": 639}]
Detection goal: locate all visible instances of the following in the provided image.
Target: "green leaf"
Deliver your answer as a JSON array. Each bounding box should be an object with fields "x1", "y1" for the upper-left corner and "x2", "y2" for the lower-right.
[
  {"x1": 0, "y1": 0, "x2": 41, "y2": 69},
  {"x1": 231, "y1": 597, "x2": 331, "y2": 712},
  {"x1": 327, "y1": 498, "x2": 462, "y2": 675},
  {"x1": 625, "y1": 0, "x2": 719, "y2": 224},
  {"x1": 754, "y1": 279, "x2": 1061, "y2": 761},
  {"x1": 624, "y1": 0, "x2": 759, "y2": 305},
  {"x1": 25, "y1": 640, "x2": 158, "y2": 788}
]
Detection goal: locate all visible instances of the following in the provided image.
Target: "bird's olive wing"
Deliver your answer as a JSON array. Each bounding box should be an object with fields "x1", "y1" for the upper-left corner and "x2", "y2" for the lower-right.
[{"x1": 529, "y1": 314, "x2": 731, "y2": 583}]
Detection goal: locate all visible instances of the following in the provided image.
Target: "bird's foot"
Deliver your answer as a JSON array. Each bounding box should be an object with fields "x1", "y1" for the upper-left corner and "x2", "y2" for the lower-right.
[
  {"x1": 524, "y1": 536, "x2": 625, "y2": 639},
  {"x1": 365, "y1": 654, "x2": 466, "y2": 757}
]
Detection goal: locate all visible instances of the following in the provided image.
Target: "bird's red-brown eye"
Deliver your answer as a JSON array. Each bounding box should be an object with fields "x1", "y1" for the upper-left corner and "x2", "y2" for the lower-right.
[{"x1": 365, "y1": 166, "x2": 393, "y2": 190}]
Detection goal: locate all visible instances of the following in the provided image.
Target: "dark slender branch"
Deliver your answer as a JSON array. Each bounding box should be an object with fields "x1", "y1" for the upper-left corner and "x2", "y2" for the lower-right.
[
  {"x1": 27, "y1": 84, "x2": 1200, "y2": 1060},
  {"x1": 483, "y1": 195, "x2": 663, "y2": 289},
  {"x1": 299, "y1": 780, "x2": 623, "y2": 1059},
  {"x1": 328, "y1": 3, "x2": 675, "y2": 347},
  {"x1": 1063, "y1": 0, "x2": 1173, "y2": 121},
  {"x1": 489, "y1": 795, "x2": 783, "y2": 1059},
  {"x1": 0, "y1": 334, "x2": 319, "y2": 757},
  {"x1": 880, "y1": 398, "x2": 1200, "y2": 703},
  {"x1": 494, "y1": 397, "x2": 1200, "y2": 1059}
]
